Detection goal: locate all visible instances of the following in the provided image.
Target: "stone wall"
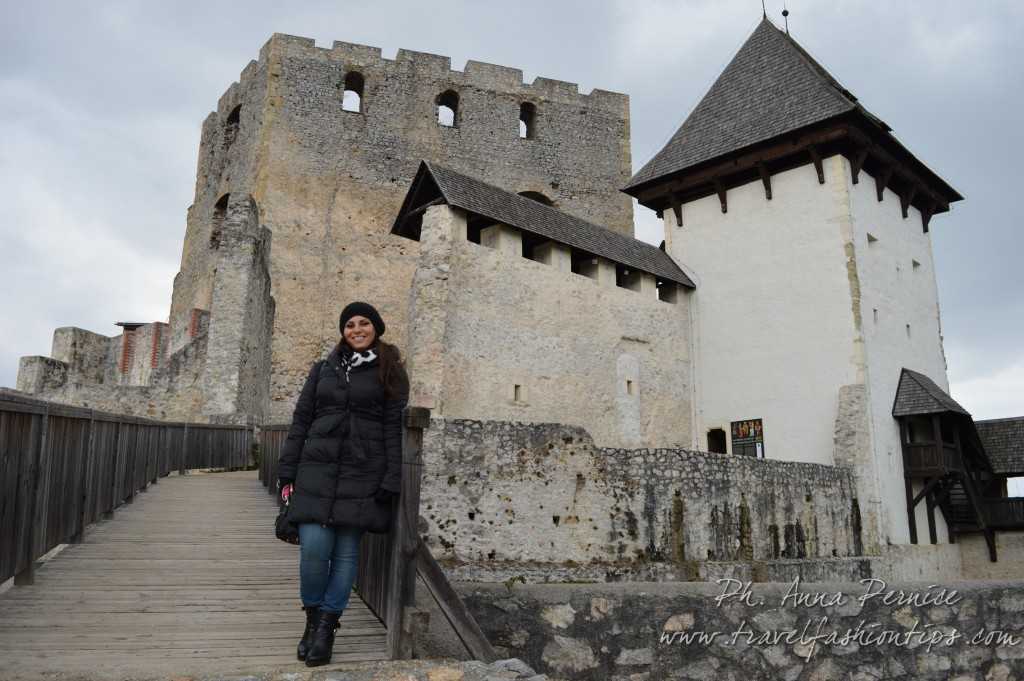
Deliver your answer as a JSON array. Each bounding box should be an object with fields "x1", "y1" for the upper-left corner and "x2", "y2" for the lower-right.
[
  {"x1": 419, "y1": 417, "x2": 864, "y2": 581},
  {"x1": 169, "y1": 59, "x2": 268, "y2": 351},
  {"x1": 449, "y1": 580, "x2": 1024, "y2": 681},
  {"x1": 199, "y1": 194, "x2": 275, "y2": 422},
  {"x1": 50, "y1": 327, "x2": 110, "y2": 385},
  {"x1": 407, "y1": 205, "x2": 692, "y2": 449},
  {"x1": 961, "y1": 532, "x2": 1024, "y2": 581},
  {"x1": 13, "y1": 331, "x2": 208, "y2": 421}
]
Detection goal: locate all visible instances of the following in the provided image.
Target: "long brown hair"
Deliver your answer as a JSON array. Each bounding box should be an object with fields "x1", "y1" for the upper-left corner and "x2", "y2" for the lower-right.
[{"x1": 375, "y1": 339, "x2": 409, "y2": 400}]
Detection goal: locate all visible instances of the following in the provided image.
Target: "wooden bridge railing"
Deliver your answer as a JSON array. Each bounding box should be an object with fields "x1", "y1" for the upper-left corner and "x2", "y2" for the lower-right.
[
  {"x1": 0, "y1": 394, "x2": 254, "y2": 586},
  {"x1": 259, "y1": 406, "x2": 497, "y2": 662}
]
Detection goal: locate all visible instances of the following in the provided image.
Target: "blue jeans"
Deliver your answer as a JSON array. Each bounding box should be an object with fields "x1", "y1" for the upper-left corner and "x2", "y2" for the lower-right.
[{"x1": 298, "y1": 523, "x2": 364, "y2": 614}]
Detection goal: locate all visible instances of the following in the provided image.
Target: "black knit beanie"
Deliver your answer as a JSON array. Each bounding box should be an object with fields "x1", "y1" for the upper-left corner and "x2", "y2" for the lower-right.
[{"x1": 339, "y1": 301, "x2": 386, "y2": 337}]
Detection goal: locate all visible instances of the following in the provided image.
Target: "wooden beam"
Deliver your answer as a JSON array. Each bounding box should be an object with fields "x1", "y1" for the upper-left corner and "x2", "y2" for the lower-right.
[
  {"x1": 403, "y1": 196, "x2": 446, "y2": 221},
  {"x1": 851, "y1": 148, "x2": 868, "y2": 185},
  {"x1": 757, "y1": 162, "x2": 772, "y2": 200},
  {"x1": 713, "y1": 179, "x2": 727, "y2": 213},
  {"x1": 655, "y1": 209, "x2": 663, "y2": 220},
  {"x1": 671, "y1": 202, "x2": 683, "y2": 227},
  {"x1": 416, "y1": 540, "x2": 498, "y2": 662},
  {"x1": 846, "y1": 128, "x2": 952, "y2": 212},
  {"x1": 900, "y1": 184, "x2": 918, "y2": 219},
  {"x1": 925, "y1": 484, "x2": 938, "y2": 544},
  {"x1": 912, "y1": 476, "x2": 943, "y2": 506},
  {"x1": 808, "y1": 145, "x2": 825, "y2": 184},
  {"x1": 921, "y1": 200, "x2": 936, "y2": 233},
  {"x1": 905, "y1": 476, "x2": 918, "y2": 544},
  {"x1": 875, "y1": 166, "x2": 893, "y2": 202}
]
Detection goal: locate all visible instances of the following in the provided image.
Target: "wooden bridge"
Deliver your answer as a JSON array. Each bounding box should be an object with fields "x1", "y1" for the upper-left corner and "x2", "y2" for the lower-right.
[{"x1": 0, "y1": 393, "x2": 496, "y2": 679}]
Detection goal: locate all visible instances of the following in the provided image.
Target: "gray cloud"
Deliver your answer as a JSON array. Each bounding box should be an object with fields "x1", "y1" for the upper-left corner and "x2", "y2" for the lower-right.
[{"x1": 2, "y1": 0, "x2": 1020, "y2": 419}]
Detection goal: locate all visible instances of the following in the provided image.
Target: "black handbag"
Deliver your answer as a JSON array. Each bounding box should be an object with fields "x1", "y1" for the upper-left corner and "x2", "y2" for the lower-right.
[{"x1": 275, "y1": 494, "x2": 300, "y2": 545}]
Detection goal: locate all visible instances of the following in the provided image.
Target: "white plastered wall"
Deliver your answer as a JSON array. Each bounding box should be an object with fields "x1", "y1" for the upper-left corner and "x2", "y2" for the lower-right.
[
  {"x1": 664, "y1": 154, "x2": 954, "y2": 551},
  {"x1": 846, "y1": 159, "x2": 952, "y2": 546},
  {"x1": 665, "y1": 161, "x2": 861, "y2": 465}
]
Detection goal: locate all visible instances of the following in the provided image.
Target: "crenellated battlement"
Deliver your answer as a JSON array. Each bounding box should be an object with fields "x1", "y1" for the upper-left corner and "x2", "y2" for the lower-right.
[{"x1": 255, "y1": 32, "x2": 627, "y2": 112}]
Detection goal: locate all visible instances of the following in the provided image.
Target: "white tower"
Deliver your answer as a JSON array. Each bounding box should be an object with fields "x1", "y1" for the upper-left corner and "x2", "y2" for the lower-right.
[{"x1": 624, "y1": 18, "x2": 964, "y2": 553}]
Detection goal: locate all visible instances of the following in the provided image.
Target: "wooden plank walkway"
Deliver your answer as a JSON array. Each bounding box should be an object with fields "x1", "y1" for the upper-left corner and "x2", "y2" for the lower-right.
[{"x1": 0, "y1": 469, "x2": 388, "y2": 680}]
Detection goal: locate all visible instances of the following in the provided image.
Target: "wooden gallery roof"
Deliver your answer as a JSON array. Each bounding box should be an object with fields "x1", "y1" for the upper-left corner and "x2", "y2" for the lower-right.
[{"x1": 392, "y1": 161, "x2": 695, "y2": 288}]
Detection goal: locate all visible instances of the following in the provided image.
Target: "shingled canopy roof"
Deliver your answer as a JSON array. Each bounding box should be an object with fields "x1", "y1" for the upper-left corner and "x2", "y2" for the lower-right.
[
  {"x1": 975, "y1": 417, "x2": 1024, "y2": 477},
  {"x1": 891, "y1": 368, "x2": 970, "y2": 418},
  {"x1": 624, "y1": 18, "x2": 962, "y2": 224},
  {"x1": 391, "y1": 161, "x2": 695, "y2": 288}
]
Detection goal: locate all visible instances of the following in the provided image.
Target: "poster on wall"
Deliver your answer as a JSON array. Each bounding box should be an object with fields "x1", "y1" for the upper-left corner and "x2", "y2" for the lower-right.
[{"x1": 731, "y1": 418, "x2": 764, "y2": 458}]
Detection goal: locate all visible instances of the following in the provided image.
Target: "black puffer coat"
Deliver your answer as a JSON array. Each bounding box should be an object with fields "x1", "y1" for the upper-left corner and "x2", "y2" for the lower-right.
[{"x1": 277, "y1": 342, "x2": 408, "y2": 534}]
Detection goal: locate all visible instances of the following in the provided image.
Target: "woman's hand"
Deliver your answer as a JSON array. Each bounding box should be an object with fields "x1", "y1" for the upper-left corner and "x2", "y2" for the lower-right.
[{"x1": 281, "y1": 483, "x2": 294, "y2": 503}]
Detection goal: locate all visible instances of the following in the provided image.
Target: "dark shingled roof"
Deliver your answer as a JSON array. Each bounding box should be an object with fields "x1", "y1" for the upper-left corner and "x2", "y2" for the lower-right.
[
  {"x1": 626, "y1": 18, "x2": 901, "y2": 192},
  {"x1": 394, "y1": 161, "x2": 695, "y2": 288},
  {"x1": 892, "y1": 368, "x2": 970, "y2": 417},
  {"x1": 975, "y1": 417, "x2": 1024, "y2": 477}
]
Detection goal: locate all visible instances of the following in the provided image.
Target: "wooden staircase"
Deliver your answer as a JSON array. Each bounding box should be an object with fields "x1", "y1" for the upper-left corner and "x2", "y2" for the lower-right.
[{"x1": 932, "y1": 471, "x2": 997, "y2": 561}]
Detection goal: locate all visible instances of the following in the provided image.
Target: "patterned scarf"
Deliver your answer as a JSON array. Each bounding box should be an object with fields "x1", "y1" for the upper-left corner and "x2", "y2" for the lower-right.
[{"x1": 338, "y1": 344, "x2": 378, "y2": 384}]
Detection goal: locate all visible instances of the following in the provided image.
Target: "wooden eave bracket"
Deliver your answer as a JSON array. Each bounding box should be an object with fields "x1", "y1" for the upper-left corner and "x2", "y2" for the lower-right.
[
  {"x1": 671, "y1": 200, "x2": 683, "y2": 227},
  {"x1": 757, "y1": 162, "x2": 772, "y2": 200},
  {"x1": 851, "y1": 148, "x2": 869, "y2": 185},
  {"x1": 713, "y1": 179, "x2": 727, "y2": 213},
  {"x1": 900, "y1": 185, "x2": 918, "y2": 219},
  {"x1": 875, "y1": 166, "x2": 893, "y2": 202},
  {"x1": 921, "y1": 201, "x2": 937, "y2": 233},
  {"x1": 808, "y1": 145, "x2": 825, "y2": 184}
]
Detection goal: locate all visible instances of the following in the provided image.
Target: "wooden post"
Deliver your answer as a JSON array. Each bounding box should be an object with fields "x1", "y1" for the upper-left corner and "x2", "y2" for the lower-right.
[
  {"x1": 104, "y1": 421, "x2": 121, "y2": 519},
  {"x1": 900, "y1": 419, "x2": 918, "y2": 544},
  {"x1": 386, "y1": 406, "x2": 430, "y2": 660},
  {"x1": 125, "y1": 423, "x2": 137, "y2": 504},
  {"x1": 15, "y1": 406, "x2": 49, "y2": 586},
  {"x1": 925, "y1": 482, "x2": 937, "y2": 544},
  {"x1": 905, "y1": 475, "x2": 918, "y2": 545},
  {"x1": 180, "y1": 423, "x2": 189, "y2": 476},
  {"x1": 70, "y1": 411, "x2": 96, "y2": 544},
  {"x1": 152, "y1": 426, "x2": 161, "y2": 484}
]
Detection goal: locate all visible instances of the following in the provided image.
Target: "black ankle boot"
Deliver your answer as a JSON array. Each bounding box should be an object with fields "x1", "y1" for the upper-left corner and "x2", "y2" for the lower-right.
[
  {"x1": 297, "y1": 605, "x2": 321, "y2": 661},
  {"x1": 305, "y1": 609, "x2": 342, "y2": 667}
]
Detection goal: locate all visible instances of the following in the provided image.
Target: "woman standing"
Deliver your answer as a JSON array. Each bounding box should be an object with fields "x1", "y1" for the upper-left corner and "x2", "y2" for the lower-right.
[{"x1": 277, "y1": 301, "x2": 409, "y2": 667}]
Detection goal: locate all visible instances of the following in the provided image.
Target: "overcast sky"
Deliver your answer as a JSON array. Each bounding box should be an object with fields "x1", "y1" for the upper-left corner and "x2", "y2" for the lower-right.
[{"x1": 2, "y1": 0, "x2": 1021, "y2": 422}]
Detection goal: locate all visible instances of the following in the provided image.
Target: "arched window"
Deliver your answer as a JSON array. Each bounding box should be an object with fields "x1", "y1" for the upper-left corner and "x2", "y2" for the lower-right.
[
  {"x1": 436, "y1": 90, "x2": 459, "y2": 127},
  {"x1": 210, "y1": 194, "x2": 229, "y2": 249},
  {"x1": 223, "y1": 106, "x2": 240, "y2": 149},
  {"x1": 342, "y1": 72, "x2": 364, "y2": 113},
  {"x1": 519, "y1": 102, "x2": 536, "y2": 139},
  {"x1": 518, "y1": 191, "x2": 554, "y2": 207}
]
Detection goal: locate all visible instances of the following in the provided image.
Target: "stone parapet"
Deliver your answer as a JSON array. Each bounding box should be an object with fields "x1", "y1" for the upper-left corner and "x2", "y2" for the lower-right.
[
  {"x1": 420, "y1": 418, "x2": 863, "y2": 573},
  {"x1": 449, "y1": 580, "x2": 1024, "y2": 681}
]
